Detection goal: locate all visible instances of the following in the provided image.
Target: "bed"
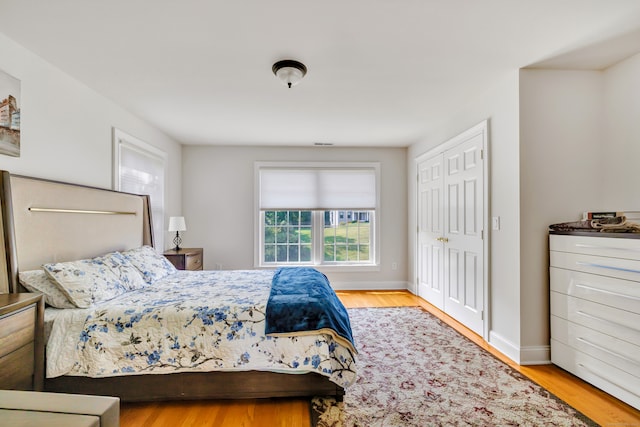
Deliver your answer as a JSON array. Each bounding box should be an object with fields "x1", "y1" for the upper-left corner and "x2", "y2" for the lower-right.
[{"x1": 0, "y1": 170, "x2": 355, "y2": 402}]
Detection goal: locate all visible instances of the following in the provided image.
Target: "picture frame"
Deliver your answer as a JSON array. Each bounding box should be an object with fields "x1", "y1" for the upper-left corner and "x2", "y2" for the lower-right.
[{"x1": 0, "y1": 69, "x2": 20, "y2": 157}]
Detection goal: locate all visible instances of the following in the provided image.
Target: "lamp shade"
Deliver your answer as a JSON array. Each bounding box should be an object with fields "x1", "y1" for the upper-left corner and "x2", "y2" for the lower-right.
[{"x1": 168, "y1": 216, "x2": 186, "y2": 232}]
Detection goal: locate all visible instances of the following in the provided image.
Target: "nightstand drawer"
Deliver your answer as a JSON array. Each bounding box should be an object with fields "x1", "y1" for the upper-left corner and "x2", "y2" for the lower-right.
[
  {"x1": 0, "y1": 306, "x2": 35, "y2": 358},
  {"x1": 0, "y1": 343, "x2": 34, "y2": 390},
  {"x1": 0, "y1": 294, "x2": 44, "y2": 391},
  {"x1": 185, "y1": 253, "x2": 203, "y2": 270}
]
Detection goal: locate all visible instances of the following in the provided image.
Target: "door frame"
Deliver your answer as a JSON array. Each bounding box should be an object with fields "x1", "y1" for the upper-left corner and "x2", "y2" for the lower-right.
[{"x1": 414, "y1": 120, "x2": 490, "y2": 340}]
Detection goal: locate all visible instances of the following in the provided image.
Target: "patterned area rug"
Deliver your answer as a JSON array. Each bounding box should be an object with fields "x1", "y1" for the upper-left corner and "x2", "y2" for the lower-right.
[{"x1": 312, "y1": 307, "x2": 597, "y2": 427}]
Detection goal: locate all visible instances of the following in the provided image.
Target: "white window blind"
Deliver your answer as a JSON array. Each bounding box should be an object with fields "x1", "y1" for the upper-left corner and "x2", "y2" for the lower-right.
[
  {"x1": 259, "y1": 167, "x2": 377, "y2": 210},
  {"x1": 113, "y1": 128, "x2": 166, "y2": 251}
]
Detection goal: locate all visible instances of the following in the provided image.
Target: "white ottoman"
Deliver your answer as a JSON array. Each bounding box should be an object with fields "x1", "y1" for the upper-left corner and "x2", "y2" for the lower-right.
[{"x1": 0, "y1": 390, "x2": 119, "y2": 427}]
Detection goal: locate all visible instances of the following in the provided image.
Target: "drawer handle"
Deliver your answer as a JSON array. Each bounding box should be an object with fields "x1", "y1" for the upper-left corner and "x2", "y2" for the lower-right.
[
  {"x1": 576, "y1": 310, "x2": 640, "y2": 333},
  {"x1": 576, "y1": 337, "x2": 639, "y2": 365},
  {"x1": 575, "y1": 243, "x2": 640, "y2": 253},
  {"x1": 575, "y1": 261, "x2": 640, "y2": 275},
  {"x1": 575, "y1": 283, "x2": 640, "y2": 302},
  {"x1": 577, "y1": 363, "x2": 639, "y2": 396}
]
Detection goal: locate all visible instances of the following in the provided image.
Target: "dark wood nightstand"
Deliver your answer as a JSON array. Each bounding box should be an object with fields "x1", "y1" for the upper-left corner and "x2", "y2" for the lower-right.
[
  {"x1": 164, "y1": 248, "x2": 203, "y2": 271},
  {"x1": 0, "y1": 293, "x2": 44, "y2": 391}
]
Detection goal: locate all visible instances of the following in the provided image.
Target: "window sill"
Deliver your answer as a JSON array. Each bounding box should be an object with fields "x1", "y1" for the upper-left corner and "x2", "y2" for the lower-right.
[{"x1": 255, "y1": 264, "x2": 380, "y2": 273}]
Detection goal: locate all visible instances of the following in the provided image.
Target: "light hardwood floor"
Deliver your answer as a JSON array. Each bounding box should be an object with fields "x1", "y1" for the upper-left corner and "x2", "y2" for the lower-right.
[{"x1": 120, "y1": 290, "x2": 640, "y2": 427}]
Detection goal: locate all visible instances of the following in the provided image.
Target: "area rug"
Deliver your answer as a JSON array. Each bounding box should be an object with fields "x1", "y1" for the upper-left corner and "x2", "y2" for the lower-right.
[{"x1": 312, "y1": 306, "x2": 597, "y2": 427}]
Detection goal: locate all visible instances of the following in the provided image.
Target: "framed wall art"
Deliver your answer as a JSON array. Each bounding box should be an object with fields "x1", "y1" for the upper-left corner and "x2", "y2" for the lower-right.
[{"x1": 0, "y1": 69, "x2": 20, "y2": 157}]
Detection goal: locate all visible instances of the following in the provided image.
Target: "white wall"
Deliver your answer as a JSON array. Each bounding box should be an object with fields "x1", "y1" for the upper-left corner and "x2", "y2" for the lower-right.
[
  {"x1": 182, "y1": 145, "x2": 408, "y2": 289},
  {"x1": 0, "y1": 33, "x2": 183, "y2": 247},
  {"x1": 410, "y1": 54, "x2": 640, "y2": 366},
  {"x1": 519, "y1": 69, "x2": 604, "y2": 360},
  {"x1": 602, "y1": 52, "x2": 640, "y2": 208},
  {"x1": 408, "y1": 71, "x2": 523, "y2": 361}
]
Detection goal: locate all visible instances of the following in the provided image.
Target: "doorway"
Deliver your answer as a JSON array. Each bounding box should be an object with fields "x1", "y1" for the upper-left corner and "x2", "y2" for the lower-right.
[{"x1": 416, "y1": 121, "x2": 488, "y2": 336}]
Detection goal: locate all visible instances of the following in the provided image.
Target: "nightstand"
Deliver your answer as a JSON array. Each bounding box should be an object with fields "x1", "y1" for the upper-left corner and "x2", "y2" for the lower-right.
[
  {"x1": 0, "y1": 293, "x2": 44, "y2": 391},
  {"x1": 164, "y1": 248, "x2": 203, "y2": 271}
]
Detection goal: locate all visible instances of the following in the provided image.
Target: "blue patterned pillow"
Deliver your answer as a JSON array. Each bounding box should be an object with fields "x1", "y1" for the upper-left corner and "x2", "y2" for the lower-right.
[
  {"x1": 121, "y1": 245, "x2": 177, "y2": 285},
  {"x1": 44, "y1": 253, "x2": 130, "y2": 308}
]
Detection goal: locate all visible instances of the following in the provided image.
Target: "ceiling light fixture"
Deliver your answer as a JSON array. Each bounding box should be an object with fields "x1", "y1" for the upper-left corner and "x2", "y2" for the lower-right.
[{"x1": 272, "y1": 59, "x2": 307, "y2": 88}]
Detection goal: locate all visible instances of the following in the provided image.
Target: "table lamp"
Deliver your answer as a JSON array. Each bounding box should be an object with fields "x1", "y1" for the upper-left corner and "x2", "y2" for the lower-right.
[{"x1": 168, "y1": 216, "x2": 186, "y2": 251}]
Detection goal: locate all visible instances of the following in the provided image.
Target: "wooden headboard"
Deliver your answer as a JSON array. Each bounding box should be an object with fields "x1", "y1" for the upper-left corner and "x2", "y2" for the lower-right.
[{"x1": 0, "y1": 170, "x2": 154, "y2": 293}]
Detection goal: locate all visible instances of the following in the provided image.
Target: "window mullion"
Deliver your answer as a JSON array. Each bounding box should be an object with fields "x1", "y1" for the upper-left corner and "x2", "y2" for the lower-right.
[{"x1": 313, "y1": 211, "x2": 323, "y2": 265}]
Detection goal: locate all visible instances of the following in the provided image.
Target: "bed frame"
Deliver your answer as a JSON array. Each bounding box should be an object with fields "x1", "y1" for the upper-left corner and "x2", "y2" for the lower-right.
[{"x1": 0, "y1": 170, "x2": 344, "y2": 402}]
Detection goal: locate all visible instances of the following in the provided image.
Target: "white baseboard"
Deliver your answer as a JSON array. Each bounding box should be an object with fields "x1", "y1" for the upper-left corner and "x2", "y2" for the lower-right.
[
  {"x1": 489, "y1": 331, "x2": 551, "y2": 365},
  {"x1": 519, "y1": 345, "x2": 551, "y2": 365},
  {"x1": 489, "y1": 331, "x2": 521, "y2": 364},
  {"x1": 330, "y1": 281, "x2": 410, "y2": 291},
  {"x1": 406, "y1": 282, "x2": 417, "y2": 294}
]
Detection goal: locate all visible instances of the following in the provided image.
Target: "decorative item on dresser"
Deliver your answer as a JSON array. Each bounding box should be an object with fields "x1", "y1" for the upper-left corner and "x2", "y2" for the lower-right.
[
  {"x1": 549, "y1": 232, "x2": 640, "y2": 410},
  {"x1": 163, "y1": 248, "x2": 203, "y2": 271},
  {"x1": 0, "y1": 293, "x2": 44, "y2": 391}
]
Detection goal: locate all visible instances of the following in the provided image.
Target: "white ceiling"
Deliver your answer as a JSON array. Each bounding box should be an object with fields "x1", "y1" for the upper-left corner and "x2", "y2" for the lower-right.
[{"x1": 2, "y1": 0, "x2": 640, "y2": 147}]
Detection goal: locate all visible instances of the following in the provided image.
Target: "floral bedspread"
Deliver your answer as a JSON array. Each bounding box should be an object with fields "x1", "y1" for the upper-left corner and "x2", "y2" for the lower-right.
[{"x1": 46, "y1": 270, "x2": 357, "y2": 388}]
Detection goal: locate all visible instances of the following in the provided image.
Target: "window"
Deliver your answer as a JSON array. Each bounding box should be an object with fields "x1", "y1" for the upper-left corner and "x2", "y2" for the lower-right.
[
  {"x1": 113, "y1": 128, "x2": 167, "y2": 251},
  {"x1": 323, "y1": 210, "x2": 371, "y2": 262},
  {"x1": 263, "y1": 210, "x2": 312, "y2": 263},
  {"x1": 256, "y1": 162, "x2": 379, "y2": 268}
]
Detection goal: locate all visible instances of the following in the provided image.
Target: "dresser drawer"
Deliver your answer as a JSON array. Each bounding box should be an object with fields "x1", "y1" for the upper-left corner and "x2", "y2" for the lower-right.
[
  {"x1": 551, "y1": 315, "x2": 640, "y2": 377},
  {"x1": 550, "y1": 234, "x2": 640, "y2": 261},
  {"x1": 550, "y1": 267, "x2": 640, "y2": 314},
  {"x1": 552, "y1": 339, "x2": 640, "y2": 409},
  {"x1": 0, "y1": 306, "x2": 36, "y2": 358},
  {"x1": 550, "y1": 291, "x2": 640, "y2": 344},
  {"x1": 0, "y1": 343, "x2": 35, "y2": 390},
  {"x1": 550, "y1": 250, "x2": 640, "y2": 283}
]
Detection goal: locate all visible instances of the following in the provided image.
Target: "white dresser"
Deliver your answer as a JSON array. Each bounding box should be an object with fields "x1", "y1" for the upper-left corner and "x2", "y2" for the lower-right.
[{"x1": 550, "y1": 233, "x2": 640, "y2": 410}]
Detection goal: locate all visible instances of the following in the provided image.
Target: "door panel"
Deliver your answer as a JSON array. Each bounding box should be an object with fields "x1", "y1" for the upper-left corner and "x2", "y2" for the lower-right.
[
  {"x1": 446, "y1": 247, "x2": 460, "y2": 302},
  {"x1": 464, "y1": 251, "x2": 479, "y2": 309},
  {"x1": 464, "y1": 179, "x2": 478, "y2": 235},
  {"x1": 448, "y1": 182, "x2": 460, "y2": 234}
]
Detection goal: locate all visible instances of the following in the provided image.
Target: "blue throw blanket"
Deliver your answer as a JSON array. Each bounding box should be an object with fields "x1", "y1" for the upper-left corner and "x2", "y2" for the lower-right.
[{"x1": 265, "y1": 267, "x2": 357, "y2": 354}]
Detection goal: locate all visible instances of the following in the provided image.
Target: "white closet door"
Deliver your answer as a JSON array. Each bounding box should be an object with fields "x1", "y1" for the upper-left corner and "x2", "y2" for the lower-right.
[
  {"x1": 442, "y1": 132, "x2": 484, "y2": 335},
  {"x1": 417, "y1": 153, "x2": 445, "y2": 309},
  {"x1": 417, "y1": 122, "x2": 486, "y2": 336}
]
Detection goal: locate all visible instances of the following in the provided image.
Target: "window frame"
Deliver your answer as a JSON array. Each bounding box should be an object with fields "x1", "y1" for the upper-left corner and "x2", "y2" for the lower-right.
[
  {"x1": 112, "y1": 127, "x2": 168, "y2": 252},
  {"x1": 254, "y1": 162, "x2": 381, "y2": 271}
]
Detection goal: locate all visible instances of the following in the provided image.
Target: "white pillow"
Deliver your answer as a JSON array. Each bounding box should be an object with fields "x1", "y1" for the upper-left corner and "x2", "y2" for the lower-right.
[
  {"x1": 121, "y1": 246, "x2": 177, "y2": 285},
  {"x1": 19, "y1": 269, "x2": 76, "y2": 309},
  {"x1": 43, "y1": 252, "x2": 131, "y2": 308}
]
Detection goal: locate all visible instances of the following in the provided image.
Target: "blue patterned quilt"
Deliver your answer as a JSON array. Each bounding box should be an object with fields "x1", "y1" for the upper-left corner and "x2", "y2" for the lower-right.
[
  {"x1": 45, "y1": 270, "x2": 357, "y2": 388},
  {"x1": 265, "y1": 267, "x2": 356, "y2": 354}
]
